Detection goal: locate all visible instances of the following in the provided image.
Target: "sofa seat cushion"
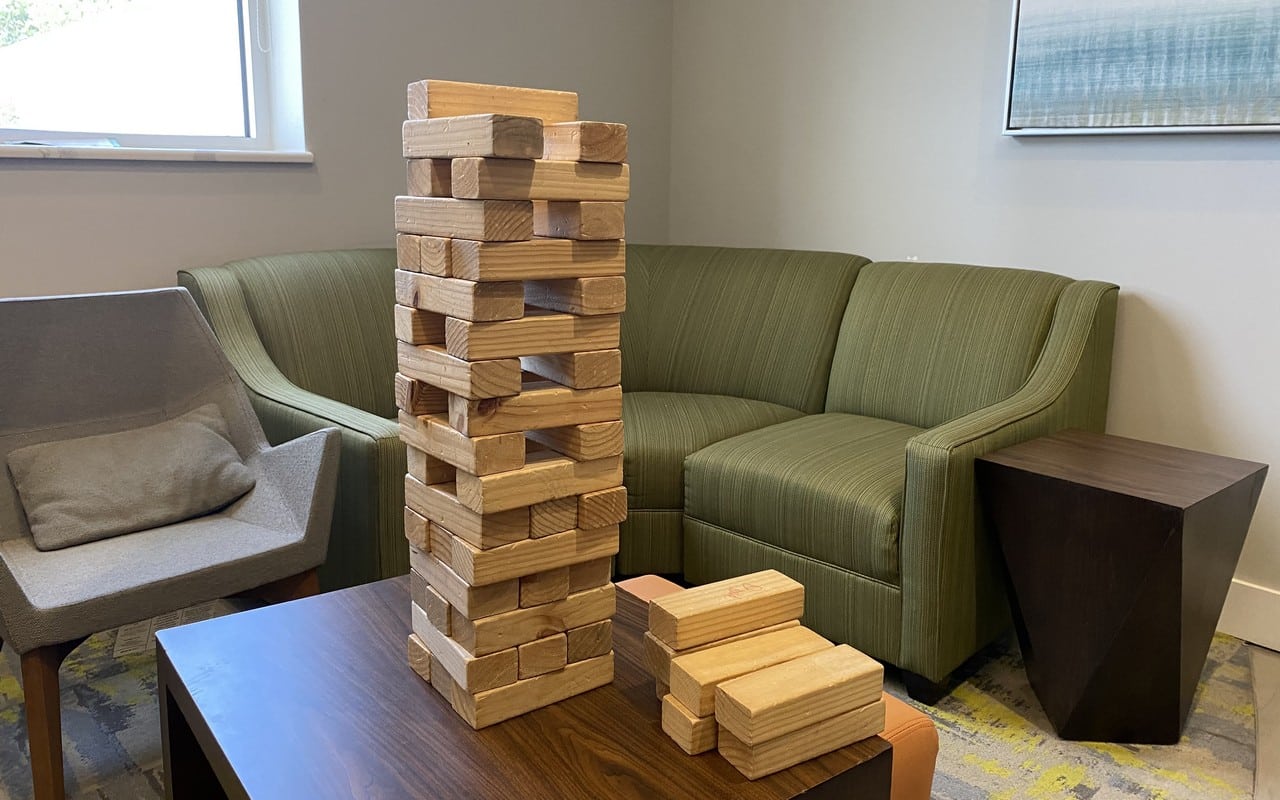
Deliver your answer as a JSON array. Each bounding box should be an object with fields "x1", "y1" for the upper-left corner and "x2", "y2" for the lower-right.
[
  {"x1": 623, "y1": 392, "x2": 804, "y2": 512},
  {"x1": 684, "y1": 413, "x2": 922, "y2": 585}
]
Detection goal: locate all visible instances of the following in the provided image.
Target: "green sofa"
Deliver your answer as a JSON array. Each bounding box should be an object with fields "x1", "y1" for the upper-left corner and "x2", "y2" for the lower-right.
[{"x1": 181, "y1": 244, "x2": 1117, "y2": 691}]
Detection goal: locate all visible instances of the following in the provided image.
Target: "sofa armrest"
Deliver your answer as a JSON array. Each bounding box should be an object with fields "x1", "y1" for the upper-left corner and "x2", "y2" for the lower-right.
[
  {"x1": 897, "y1": 280, "x2": 1118, "y2": 680},
  {"x1": 235, "y1": 427, "x2": 341, "y2": 553}
]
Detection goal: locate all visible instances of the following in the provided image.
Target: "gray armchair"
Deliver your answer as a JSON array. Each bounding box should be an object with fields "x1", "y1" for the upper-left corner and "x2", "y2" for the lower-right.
[{"x1": 0, "y1": 288, "x2": 340, "y2": 800}]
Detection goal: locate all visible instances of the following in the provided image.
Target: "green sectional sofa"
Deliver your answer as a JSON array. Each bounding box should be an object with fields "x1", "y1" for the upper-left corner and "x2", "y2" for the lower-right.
[{"x1": 181, "y1": 244, "x2": 1117, "y2": 692}]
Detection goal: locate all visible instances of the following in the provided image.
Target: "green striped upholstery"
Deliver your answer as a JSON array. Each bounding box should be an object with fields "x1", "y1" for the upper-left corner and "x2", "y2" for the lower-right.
[{"x1": 825, "y1": 262, "x2": 1071, "y2": 428}]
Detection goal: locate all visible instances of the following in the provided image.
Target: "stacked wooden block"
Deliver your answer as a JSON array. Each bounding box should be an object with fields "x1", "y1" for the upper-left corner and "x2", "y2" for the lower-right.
[
  {"x1": 393, "y1": 79, "x2": 629, "y2": 729},
  {"x1": 644, "y1": 571, "x2": 886, "y2": 779}
]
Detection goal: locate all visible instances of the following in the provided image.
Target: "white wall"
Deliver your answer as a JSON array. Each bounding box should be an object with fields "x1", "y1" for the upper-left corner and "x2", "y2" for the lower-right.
[
  {"x1": 670, "y1": 0, "x2": 1280, "y2": 646},
  {"x1": 0, "y1": 0, "x2": 672, "y2": 298}
]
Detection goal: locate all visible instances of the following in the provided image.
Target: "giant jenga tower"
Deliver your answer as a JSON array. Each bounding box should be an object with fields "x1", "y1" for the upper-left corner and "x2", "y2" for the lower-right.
[{"x1": 392, "y1": 80, "x2": 629, "y2": 729}]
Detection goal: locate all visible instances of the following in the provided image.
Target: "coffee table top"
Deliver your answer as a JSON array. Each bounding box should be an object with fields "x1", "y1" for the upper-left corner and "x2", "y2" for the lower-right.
[{"x1": 156, "y1": 576, "x2": 889, "y2": 799}]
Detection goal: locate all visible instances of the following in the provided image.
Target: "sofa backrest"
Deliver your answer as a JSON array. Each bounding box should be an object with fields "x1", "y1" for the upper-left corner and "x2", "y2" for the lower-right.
[{"x1": 825, "y1": 261, "x2": 1072, "y2": 428}]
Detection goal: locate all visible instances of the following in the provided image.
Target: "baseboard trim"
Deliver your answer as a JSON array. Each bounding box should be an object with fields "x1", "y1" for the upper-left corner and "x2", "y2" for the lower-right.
[{"x1": 1218, "y1": 578, "x2": 1280, "y2": 650}]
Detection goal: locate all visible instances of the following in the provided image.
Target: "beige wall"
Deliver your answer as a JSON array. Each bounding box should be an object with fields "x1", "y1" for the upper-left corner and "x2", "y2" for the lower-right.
[
  {"x1": 669, "y1": 0, "x2": 1280, "y2": 644},
  {"x1": 0, "y1": 0, "x2": 672, "y2": 298}
]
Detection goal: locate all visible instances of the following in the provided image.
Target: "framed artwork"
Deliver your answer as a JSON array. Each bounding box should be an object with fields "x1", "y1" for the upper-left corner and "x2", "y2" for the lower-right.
[{"x1": 1004, "y1": 0, "x2": 1280, "y2": 135}]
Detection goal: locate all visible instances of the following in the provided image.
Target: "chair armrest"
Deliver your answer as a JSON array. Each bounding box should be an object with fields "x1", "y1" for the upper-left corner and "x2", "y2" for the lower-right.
[{"x1": 898, "y1": 280, "x2": 1118, "y2": 680}]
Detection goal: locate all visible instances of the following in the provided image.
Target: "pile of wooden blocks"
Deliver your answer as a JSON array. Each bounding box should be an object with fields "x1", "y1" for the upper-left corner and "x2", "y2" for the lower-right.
[
  {"x1": 393, "y1": 79, "x2": 629, "y2": 729},
  {"x1": 644, "y1": 571, "x2": 886, "y2": 779}
]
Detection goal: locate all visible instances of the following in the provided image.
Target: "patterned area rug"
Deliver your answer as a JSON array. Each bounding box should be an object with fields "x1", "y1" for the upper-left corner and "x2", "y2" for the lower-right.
[{"x1": 0, "y1": 623, "x2": 1256, "y2": 799}]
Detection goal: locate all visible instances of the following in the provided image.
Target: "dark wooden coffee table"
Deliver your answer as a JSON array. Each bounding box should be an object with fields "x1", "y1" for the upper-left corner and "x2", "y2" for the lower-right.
[{"x1": 156, "y1": 576, "x2": 891, "y2": 799}]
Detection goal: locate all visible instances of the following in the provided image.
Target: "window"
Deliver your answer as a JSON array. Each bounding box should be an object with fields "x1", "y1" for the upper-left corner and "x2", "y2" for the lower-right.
[{"x1": 0, "y1": 0, "x2": 307, "y2": 161}]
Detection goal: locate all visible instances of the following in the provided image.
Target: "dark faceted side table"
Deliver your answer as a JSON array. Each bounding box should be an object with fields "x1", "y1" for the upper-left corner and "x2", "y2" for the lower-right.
[{"x1": 975, "y1": 429, "x2": 1266, "y2": 744}]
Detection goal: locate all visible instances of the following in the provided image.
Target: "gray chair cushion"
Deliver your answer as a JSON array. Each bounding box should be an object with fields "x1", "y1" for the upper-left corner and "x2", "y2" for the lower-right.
[{"x1": 8, "y1": 404, "x2": 256, "y2": 551}]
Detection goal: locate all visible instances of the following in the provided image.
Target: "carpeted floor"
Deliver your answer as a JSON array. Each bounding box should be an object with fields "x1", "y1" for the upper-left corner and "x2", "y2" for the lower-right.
[{"x1": 0, "y1": 623, "x2": 1256, "y2": 799}]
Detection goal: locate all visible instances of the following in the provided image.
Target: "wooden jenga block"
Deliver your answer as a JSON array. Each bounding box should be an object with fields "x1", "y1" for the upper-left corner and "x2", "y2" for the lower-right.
[
  {"x1": 519, "y1": 566, "x2": 571, "y2": 608},
  {"x1": 576, "y1": 485, "x2": 628, "y2": 529},
  {"x1": 442, "y1": 524, "x2": 619, "y2": 587},
  {"x1": 529, "y1": 497, "x2": 578, "y2": 537},
  {"x1": 527, "y1": 421, "x2": 624, "y2": 462},
  {"x1": 521, "y1": 350, "x2": 622, "y2": 390},
  {"x1": 450, "y1": 584, "x2": 616, "y2": 656},
  {"x1": 395, "y1": 196, "x2": 533, "y2": 242},
  {"x1": 455, "y1": 452, "x2": 623, "y2": 514},
  {"x1": 428, "y1": 653, "x2": 458, "y2": 701},
  {"x1": 649, "y1": 570, "x2": 805, "y2": 650},
  {"x1": 418, "y1": 235, "x2": 452, "y2": 276},
  {"x1": 405, "y1": 507, "x2": 429, "y2": 550},
  {"x1": 428, "y1": 522, "x2": 456, "y2": 569},
  {"x1": 403, "y1": 476, "x2": 529, "y2": 549},
  {"x1": 717, "y1": 701, "x2": 887, "y2": 781},
  {"x1": 415, "y1": 583, "x2": 453, "y2": 637},
  {"x1": 397, "y1": 341, "x2": 521, "y2": 400},
  {"x1": 533, "y1": 201, "x2": 626, "y2": 241},
  {"x1": 518, "y1": 633, "x2": 568, "y2": 679},
  {"x1": 408, "y1": 546, "x2": 519, "y2": 619},
  {"x1": 409, "y1": 566, "x2": 429, "y2": 608},
  {"x1": 394, "y1": 305, "x2": 445, "y2": 345},
  {"x1": 445, "y1": 312, "x2": 620, "y2": 361},
  {"x1": 452, "y1": 158, "x2": 629, "y2": 202},
  {"x1": 641, "y1": 621, "x2": 802, "y2": 686},
  {"x1": 398, "y1": 411, "x2": 525, "y2": 476},
  {"x1": 406, "y1": 447, "x2": 455, "y2": 486},
  {"x1": 395, "y1": 373, "x2": 448, "y2": 416},
  {"x1": 406, "y1": 159, "x2": 453, "y2": 198},
  {"x1": 662, "y1": 694, "x2": 716, "y2": 755},
  {"x1": 447, "y1": 382, "x2": 621, "y2": 436},
  {"x1": 402, "y1": 114, "x2": 542, "y2": 159},
  {"x1": 525, "y1": 276, "x2": 626, "y2": 316},
  {"x1": 450, "y1": 238, "x2": 624, "y2": 282},
  {"x1": 397, "y1": 233, "x2": 421, "y2": 270},
  {"x1": 715, "y1": 645, "x2": 885, "y2": 746},
  {"x1": 452, "y1": 653, "x2": 613, "y2": 730},
  {"x1": 566, "y1": 619, "x2": 613, "y2": 663},
  {"x1": 669, "y1": 626, "x2": 831, "y2": 717},
  {"x1": 541, "y1": 121, "x2": 627, "y2": 163},
  {"x1": 567, "y1": 557, "x2": 614, "y2": 594},
  {"x1": 408, "y1": 79, "x2": 578, "y2": 124},
  {"x1": 412, "y1": 603, "x2": 518, "y2": 693},
  {"x1": 407, "y1": 633, "x2": 432, "y2": 681},
  {"x1": 395, "y1": 270, "x2": 525, "y2": 322}
]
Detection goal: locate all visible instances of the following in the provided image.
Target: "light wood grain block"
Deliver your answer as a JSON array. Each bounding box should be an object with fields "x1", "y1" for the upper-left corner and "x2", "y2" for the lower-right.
[
  {"x1": 405, "y1": 507, "x2": 429, "y2": 550},
  {"x1": 428, "y1": 521, "x2": 455, "y2": 569},
  {"x1": 649, "y1": 569, "x2": 805, "y2": 650},
  {"x1": 448, "y1": 382, "x2": 621, "y2": 436},
  {"x1": 408, "y1": 79, "x2": 578, "y2": 124},
  {"x1": 444, "y1": 524, "x2": 619, "y2": 587},
  {"x1": 566, "y1": 619, "x2": 613, "y2": 663},
  {"x1": 406, "y1": 159, "x2": 453, "y2": 198},
  {"x1": 521, "y1": 350, "x2": 622, "y2": 390},
  {"x1": 394, "y1": 196, "x2": 533, "y2": 242},
  {"x1": 418, "y1": 235, "x2": 452, "y2": 276},
  {"x1": 717, "y1": 700, "x2": 887, "y2": 780},
  {"x1": 415, "y1": 584, "x2": 453, "y2": 637},
  {"x1": 453, "y1": 652, "x2": 614, "y2": 730},
  {"x1": 533, "y1": 201, "x2": 626, "y2": 241},
  {"x1": 398, "y1": 411, "x2": 525, "y2": 476},
  {"x1": 641, "y1": 621, "x2": 802, "y2": 686},
  {"x1": 397, "y1": 233, "x2": 421, "y2": 270},
  {"x1": 524, "y1": 276, "x2": 626, "y2": 316},
  {"x1": 669, "y1": 626, "x2": 832, "y2": 717},
  {"x1": 541, "y1": 121, "x2": 627, "y2": 163},
  {"x1": 529, "y1": 497, "x2": 578, "y2": 537},
  {"x1": 445, "y1": 312, "x2": 620, "y2": 361},
  {"x1": 395, "y1": 270, "x2": 524, "y2": 322},
  {"x1": 714, "y1": 644, "x2": 884, "y2": 746},
  {"x1": 397, "y1": 341, "x2": 521, "y2": 400},
  {"x1": 518, "y1": 633, "x2": 568, "y2": 679},
  {"x1": 520, "y1": 567, "x2": 571, "y2": 607},
  {"x1": 662, "y1": 694, "x2": 717, "y2": 755},
  {"x1": 402, "y1": 114, "x2": 542, "y2": 159},
  {"x1": 455, "y1": 452, "x2": 624, "y2": 514},
  {"x1": 408, "y1": 545, "x2": 519, "y2": 619},
  {"x1": 403, "y1": 475, "x2": 530, "y2": 549},
  {"x1": 394, "y1": 304, "x2": 446, "y2": 345},
  {"x1": 452, "y1": 158, "x2": 630, "y2": 201},
  {"x1": 450, "y1": 584, "x2": 616, "y2": 657},
  {"x1": 450, "y1": 238, "x2": 625, "y2": 282},
  {"x1": 405, "y1": 446, "x2": 455, "y2": 486},
  {"x1": 409, "y1": 566, "x2": 430, "y2": 609},
  {"x1": 412, "y1": 602, "x2": 518, "y2": 693},
  {"x1": 395, "y1": 373, "x2": 448, "y2": 416},
  {"x1": 568, "y1": 556, "x2": 614, "y2": 594},
  {"x1": 526, "y1": 421, "x2": 624, "y2": 462},
  {"x1": 576, "y1": 485, "x2": 628, "y2": 529},
  {"x1": 407, "y1": 633, "x2": 431, "y2": 681}
]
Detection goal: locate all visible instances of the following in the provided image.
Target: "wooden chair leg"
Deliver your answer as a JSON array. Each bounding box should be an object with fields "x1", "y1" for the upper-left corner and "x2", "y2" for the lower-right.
[
  {"x1": 21, "y1": 646, "x2": 66, "y2": 800},
  {"x1": 236, "y1": 567, "x2": 321, "y2": 605}
]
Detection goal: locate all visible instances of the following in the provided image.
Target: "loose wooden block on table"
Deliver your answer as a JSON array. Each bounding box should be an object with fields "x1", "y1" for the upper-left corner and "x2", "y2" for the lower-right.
[
  {"x1": 669, "y1": 626, "x2": 832, "y2": 717},
  {"x1": 578, "y1": 485, "x2": 629, "y2": 529},
  {"x1": 394, "y1": 305, "x2": 445, "y2": 345},
  {"x1": 541, "y1": 121, "x2": 627, "y2": 163},
  {"x1": 717, "y1": 700, "x2": 887, "y2": 781},
  {"x1": 649, "y1": 569, "x2": 805, "y2": 650},
  {"x1": 395, "y1": 196, "x2": 533, "y2": 242},
  {"x1": 397, "y1": 341, "x2": 521, "y2": 400},
  {"x1": 404, "y1": 507, "x2": 429, "y2": 551},
  {"x1": 529, "y1": 497, "x2": 578, "y2": 537},
  {"x1": 521, "y1": 349, "x2": 622, "y2": 390},
  {"x1": 407, "y1": 633, "x2": 432, "y2": 681},
  {"x1": 395, "y1": 270, "x2": 524, "y2": 322},
  {"x1": 518, "y1": 632, "x2": 568, "y2": 679},
  {"x1": 412, "y1": 602, "x2": 518, "y2": 693},
  {"x1": 445, "y1": 312, "x2": 620, "y2": 361},
  {"x1": 715, "y1": 644, "x2": 884, "y2": 746},
  {"x1": 406, "y1": 447, "x2": 455, "y2": 486},
  {"x1": 450, "y1": 583, "x2": 616, "y2": 657},
  {"x1": 662, "y1": 694, "x2": 717, "y2": 756},
  {"x1": 404, "y1": 475, "x2": 529, "y2": 549},
  {"x1": 449, "y1": 238, "x2": 625, "y2": 282},
  {"x1": 568, "y1": 557, "x2": 613, "y2": 594},
  {"x1": 406, "y1": 159, "x2": 453, "y2": 198},
  {"x1": 396, "y1": 373, "x2": 448, "y2": 416},
  {"x1": 525, "y1": 276, "x2": 626, "y2": 316},
  {"x1": 408, "y1": 79, "x2": 578, "y2": 124},
  {"x1": 520, "y1": 567, "x2": 571, "y2": 607},
  {"x1": 402, "y1": 114, "x2": 542, "y2": 159},
  {"x1": 566, "y1": 619, "x2": 613, "y2": 663},
  {"x1": 455, "y1": 452, "x2": 624, "y2": 514},
  {"x1": 443, "y1": 524, "x2": 620, "y2": 587},
  {"x1": 452, "y1": 158, "x2": 630, "y2": 202},
  {"x1": 448, "y1": 382, "x2": 622, "y2": 436},
  {"x1": 534, "y1": 201, "x2": 626, "y2": 241},
  {"x1": 408, "y1": 546, "x2": 519, "y2": 620},
  {"x1": 527, "y1": 420, "x2": 624, "y2": 462},
  {"x1": 642, "y1": 620, "x2": 801, "y2": 686},
  {"x1": 449, "y1": 652, "x2": 615, "y2": 730},
  {"x1": 398, "y1": 411, "x2": 525, "y2": 476}
]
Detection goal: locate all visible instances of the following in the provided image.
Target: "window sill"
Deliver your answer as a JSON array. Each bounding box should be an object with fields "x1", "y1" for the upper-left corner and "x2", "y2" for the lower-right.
[{"x1": 0, "y1": 144, "x2": 314, "y2": 164}]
